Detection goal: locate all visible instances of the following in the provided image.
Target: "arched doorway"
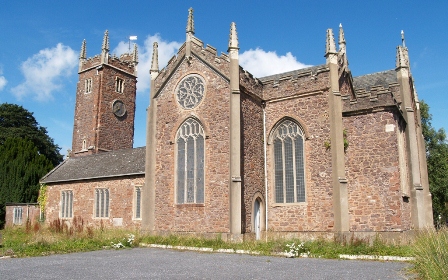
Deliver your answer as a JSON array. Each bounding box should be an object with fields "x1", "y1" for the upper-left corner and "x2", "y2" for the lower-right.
[{"x1": 254, "y1": 198, "x2": 262, "y2": 240}]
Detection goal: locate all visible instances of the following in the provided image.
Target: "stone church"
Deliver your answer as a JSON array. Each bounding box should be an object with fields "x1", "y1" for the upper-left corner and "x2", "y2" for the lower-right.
[{"x1": 40, "y1": 8, "x2": 433, "y2": 241}]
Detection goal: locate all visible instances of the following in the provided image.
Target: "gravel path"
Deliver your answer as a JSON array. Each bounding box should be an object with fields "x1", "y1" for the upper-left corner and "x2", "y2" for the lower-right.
[{"x1": 0, "y1": 248, "x2": 413, "y2": 279}]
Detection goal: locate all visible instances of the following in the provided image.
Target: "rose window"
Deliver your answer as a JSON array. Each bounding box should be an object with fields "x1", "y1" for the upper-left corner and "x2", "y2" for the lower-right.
[{"x1": 176, "y1": 74, "x2": 205, "y2": 109}]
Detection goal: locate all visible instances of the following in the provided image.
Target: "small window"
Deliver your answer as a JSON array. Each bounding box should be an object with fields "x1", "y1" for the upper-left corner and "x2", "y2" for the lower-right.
[
  {"x1": 61, "y1": 190, "x2": 73, "y2": 218},
  {"x1": 115, "y1": 77, "x2": 124, "y2": 93},
  {"x1": 13, "y1": 207, "x2": 23, "y2": 225},
  {"x1": 82, "y1": 140, "x2": 87, "y2": 150},
  {"x1": 95, "y1": 188, "x2": 109, "y2": 218},
  {"x1": 85, "y1": 78, "x2": 92, "y2": 93},
  {"x1": 134, "y1": 186, "x2": 142, "y2": 219}
]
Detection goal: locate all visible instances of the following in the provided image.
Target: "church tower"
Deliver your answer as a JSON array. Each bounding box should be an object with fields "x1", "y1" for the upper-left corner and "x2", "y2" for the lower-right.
[{"x1": 71, "y1": 31, "x2": 138, "y2": 157}]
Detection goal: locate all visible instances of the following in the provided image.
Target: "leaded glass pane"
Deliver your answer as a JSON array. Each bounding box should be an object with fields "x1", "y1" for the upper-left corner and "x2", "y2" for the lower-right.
[
  {"x1": 61, "y1": 192, "x2": 66, "y2": 218},
  {"x1": 273, "y1": 120, "x2": 306, "y2": 203},
  {"x1": 177, "y1": 139, "x2": 185, "y2": 203},
  {"x1": 274, "y1": 139, "x2": 284, "y2": 203},
  {"x1": 105, "y1": 189, "x2": 109, "y2": 217},
  {"x1": 186, "y1": 136, "x2": 195, "y2": 203},
  {"x1": 14, "y1": 207, "x2": 22, "y2": 225},
  {"x1": 284, "y1": 137, "x2": 295, "y2": 203},
  {"x1": 69, "y1": 191, "x2": 73, "y2": 218},
  {"x1": 196, "y1": 135, "x2": 204, "y2": 203},
  {"x1": 95, "y1": 189, "x2": 99, "y2": 217},
  {"x1": 176, "y1": 118, "x2": 205, "y2": 204},
  {"x1": 136, "y1": 188, "x2": 141, "y2": 219},
  {"x1": 295, "y1": 137, "x2": 305, "y2": 202}
]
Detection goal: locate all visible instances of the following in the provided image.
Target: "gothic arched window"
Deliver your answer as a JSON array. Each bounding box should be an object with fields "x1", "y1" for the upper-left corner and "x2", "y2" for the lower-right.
[
  {"x1": 273, "y1": 120, "x2": 306, "y2": 203},
  {"x1": 176, "y1": 118, "x2": 205, "y2": 204}
]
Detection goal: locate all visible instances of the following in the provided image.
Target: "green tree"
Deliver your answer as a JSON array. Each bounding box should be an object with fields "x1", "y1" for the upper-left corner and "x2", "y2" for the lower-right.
[
  {"x1": 0, "y1": 138, "x2": 53, "y2": 227},
  {"x1": 420, "y1": 100, "x2": 448, "y2": 226},
  {"x1": 0, "y1": 103, "x2": 63, "y2": 166}
]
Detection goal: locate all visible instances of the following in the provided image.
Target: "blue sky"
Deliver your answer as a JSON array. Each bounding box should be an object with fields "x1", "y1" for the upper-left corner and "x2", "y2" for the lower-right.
[{"x1": 1, "y1": 1, "x2": 447, "y2": 156}]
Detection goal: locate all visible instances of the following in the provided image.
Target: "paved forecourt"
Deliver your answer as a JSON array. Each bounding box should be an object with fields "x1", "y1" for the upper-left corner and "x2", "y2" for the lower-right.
[{"x1": 0, "y1": 248, "x2": 411, "y2": 279}]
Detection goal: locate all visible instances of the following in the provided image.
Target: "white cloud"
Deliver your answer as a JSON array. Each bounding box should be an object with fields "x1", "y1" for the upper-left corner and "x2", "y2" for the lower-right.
[
  {"x1": 0, "y1": 67, "x2": 7, "y2": 91},
  {"x1": 0, "y1": 76, "x2": 6, "y2": 91},
  {"x1": 239, "y1": 48, "x2": 311, "y2": 78},
  {"x1": 11, "y1": 43, "x2": 77, "y2": 101},
  {"x1": 112, "y1": 34, "x2": 181, "y2": 94},
  {"x1": 111, "y1": 38, "x2": 310, "y2": 89}
]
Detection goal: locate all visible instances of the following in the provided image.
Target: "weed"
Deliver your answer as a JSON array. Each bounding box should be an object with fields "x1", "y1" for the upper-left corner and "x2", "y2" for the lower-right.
[
  {"x1": 25, "y1": 218, "x2": 31, "y2": 233},
  {"x1": 33, "y1": 222, "x2": 40, "y2": 233}
]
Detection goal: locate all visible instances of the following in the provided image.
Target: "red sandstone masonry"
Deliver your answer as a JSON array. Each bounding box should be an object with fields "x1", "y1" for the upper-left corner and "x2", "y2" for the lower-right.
[
  {"x1": 72, "y1": 51, "x2": 136, "y2": 156},
  {"x1": 4, "y1": 204, "x2": 41, "y2": 228},
  {"x1": 45, "y1": 176, "x2": 144, "y2": 228},
  {"x1": 153, "y1": 50, "x2": 232, "y2": 233},
  {"x1": 264, "y1": 71, "x2": 334, "y2": 232},
  {"x1": 343, "y1": 110, "x2": 410, "y2": 231},
  {"x1": 241, "y1": 92, "x2": 265, "y2": 233}
]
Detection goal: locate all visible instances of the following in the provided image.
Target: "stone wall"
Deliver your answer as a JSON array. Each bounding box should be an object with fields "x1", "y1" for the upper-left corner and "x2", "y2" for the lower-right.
[
  {"x1": 72, "y1": 70, "x2": 101, "y2": 155},
  {"x1": 5, "y1": 204, "x2": 41, "y2": 228},
  {"x1": 73, "y1": 54, "x2": 136, "y2": 156},
  {"x1": 152, "y1": 50, "x2": 232, "y2": 233},
  {"x1": 241, "y1": 92, "x2": 265, "y2": 233},
  {"x1": 45, "y1": 176, "x2": 144, "y2": 229},
  {"x1": 96, "y1": 65, "x2": 136, "y2": 152},
  {"x1": 343, "y1": 109, "x2": 411, "y2": 231},
  {"x1": 264, "y1": 71, "x2": 335, "y2": 232}
]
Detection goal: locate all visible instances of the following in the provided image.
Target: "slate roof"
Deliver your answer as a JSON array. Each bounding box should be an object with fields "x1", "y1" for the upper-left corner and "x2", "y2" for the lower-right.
[
  {"x1": 353, "y1": 70, "x2": 397, "y2": 91},
  {"x1": 258, "y1": 65, "x2": 326, "y2": 82},
  {"x1": 40, "y1": 147, "x2": 146, "y2": 183}
]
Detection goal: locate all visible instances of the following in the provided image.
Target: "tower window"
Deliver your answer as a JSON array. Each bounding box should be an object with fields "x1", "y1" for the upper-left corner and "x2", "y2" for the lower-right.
[
  {"x1": 85, "y1": 78, "x2": 92, "y2": 93},
  {"x1": 115, "y1": 77, "x2": 124, "y2": 93}
]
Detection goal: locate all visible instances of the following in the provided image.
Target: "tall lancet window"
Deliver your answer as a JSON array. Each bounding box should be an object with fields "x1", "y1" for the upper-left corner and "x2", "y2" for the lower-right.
[
  {"x1": 273, "y1": 120, "x2": 306, "y2": 203},
  {"x1": 176, "y1": 118, "x2": 205, "y2": 204}
]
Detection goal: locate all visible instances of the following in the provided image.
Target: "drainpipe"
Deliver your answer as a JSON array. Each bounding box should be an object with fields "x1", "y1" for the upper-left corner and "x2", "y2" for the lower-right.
[{"x1": 262, "y1": 102, "x2": 268, "y2": 237}]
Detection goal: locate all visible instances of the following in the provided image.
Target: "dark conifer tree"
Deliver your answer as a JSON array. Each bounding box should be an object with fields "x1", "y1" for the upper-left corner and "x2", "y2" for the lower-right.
[{"x1": 0, "y1": 103, "x2": 63, "y2": 166}]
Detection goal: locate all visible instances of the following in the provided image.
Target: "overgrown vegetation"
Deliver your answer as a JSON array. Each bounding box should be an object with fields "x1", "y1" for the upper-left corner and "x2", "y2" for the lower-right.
[
  {"x1": 412, "y1": 227, "x2": 448, "y2": 279},
  {"x1": 0, "y1": 218, "x2": 139, "y2": 258},
  {"x1": 1, "y1": 219, "x2": 412, "y2": 259},
  {"x1": 3, "y1": 219, "x2": 448, "y2": 279}
]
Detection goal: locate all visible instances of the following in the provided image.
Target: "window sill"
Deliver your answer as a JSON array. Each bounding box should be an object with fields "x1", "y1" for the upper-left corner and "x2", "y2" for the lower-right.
[
  {"x1": 272, "y1": 202, "x2": 307, "y2": 207},
  {"x1": 175, "y1": 203, "x2": 205, "y2": 208}
]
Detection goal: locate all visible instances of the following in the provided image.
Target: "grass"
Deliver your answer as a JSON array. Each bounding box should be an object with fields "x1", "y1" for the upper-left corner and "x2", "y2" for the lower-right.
[
  {"x1": 411, "y1": 227, "x2": 448, "y2": 279},
  {"x1": 0, "y1": 218, "x2": 139, "y2": 257},
  {"x1": 6, "y1": 218, "x2": 448, "y2": 280},
  {"x1": 1, "y1": 224, "x2": 413, "y2": 259}
]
